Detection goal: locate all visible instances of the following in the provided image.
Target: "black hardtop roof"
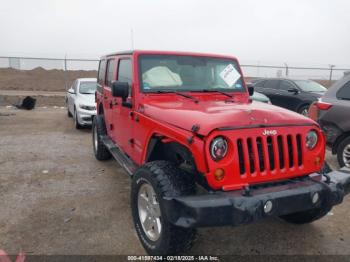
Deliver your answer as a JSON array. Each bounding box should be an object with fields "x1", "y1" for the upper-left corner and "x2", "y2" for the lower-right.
[{"x1": 102, "y1": 50, "x2": 134, "y2": 58}]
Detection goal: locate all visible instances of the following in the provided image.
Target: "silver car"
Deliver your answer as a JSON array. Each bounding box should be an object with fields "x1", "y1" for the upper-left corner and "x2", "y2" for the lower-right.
[{"x1": 66, "y1": 78, "x2": 97, "y2": 129}]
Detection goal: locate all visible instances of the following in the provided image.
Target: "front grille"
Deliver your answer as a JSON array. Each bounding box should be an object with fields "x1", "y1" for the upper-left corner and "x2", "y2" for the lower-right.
[{"x1": 237, "y1": 134, "x2": 303, "y2": 176}]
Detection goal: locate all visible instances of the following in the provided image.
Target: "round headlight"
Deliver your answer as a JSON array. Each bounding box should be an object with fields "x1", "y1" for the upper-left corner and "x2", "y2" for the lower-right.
[
  {"x1": 210, "y1": 136, "x2": 228, "y2": 161},
  {"x1": 306, "y1": 130, "x2": 318, "y2": 150}
]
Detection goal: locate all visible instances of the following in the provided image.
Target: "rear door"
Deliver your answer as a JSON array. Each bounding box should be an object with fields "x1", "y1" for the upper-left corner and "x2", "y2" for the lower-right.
[
  {"x1": 334, "y1": 80, "x2": 350, "y2": 131},
  {"x1": 104, "y1": 58, "x2": 118, "y2": 140}
]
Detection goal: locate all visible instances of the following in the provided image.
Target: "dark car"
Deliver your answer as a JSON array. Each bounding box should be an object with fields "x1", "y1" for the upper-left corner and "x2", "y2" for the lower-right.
[
  {"x1": 253, "y1": 78, "x2": 327, "y2": 116},
  {"x1": 309, "y1": 73, "x2": 350, "y2": 168}
]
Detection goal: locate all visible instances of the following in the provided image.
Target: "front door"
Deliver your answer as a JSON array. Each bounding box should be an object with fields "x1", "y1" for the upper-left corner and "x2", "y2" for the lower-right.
[{"x1": 112, "y1": 57, "x2": 135, "y2": 156}]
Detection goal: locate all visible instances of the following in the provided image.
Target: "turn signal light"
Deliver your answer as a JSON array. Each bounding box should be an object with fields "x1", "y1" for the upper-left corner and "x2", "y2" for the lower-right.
[
  {"x1": 315, "y1": 156, "x2": 321, "y2": 166},
  {"x1": 214, "y1": 168, "x2": 225, "y2": 181}
]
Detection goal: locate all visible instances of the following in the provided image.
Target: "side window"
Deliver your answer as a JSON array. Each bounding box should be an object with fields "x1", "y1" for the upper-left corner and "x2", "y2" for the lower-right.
[
  {"x1": 337, "y1": 81, "x2": 350, "y2": 100},
  {"x1": 98, "y1": 59, "x2": 107, "y2": 85},
  {"x1": 117, "y1": 59, "x2": 132, "y2": 85},
  {"x1": 264, "y1": 80, "x2": 279, "y2": 89},
  {"x1": 106, "y1": 59, "x2": 116, "y2": 87},
  {"x1": 279, "y1": 80, "x2": 295, "y2": 91}
]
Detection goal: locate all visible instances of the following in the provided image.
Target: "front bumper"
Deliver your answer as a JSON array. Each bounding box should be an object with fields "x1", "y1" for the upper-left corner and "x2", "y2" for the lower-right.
[
  {"x1": 77, "y1": 108, "x2": 96, "y2": 125},
  {"x1": 163, "y1": 169, "x2": 350, "y2": 228}
]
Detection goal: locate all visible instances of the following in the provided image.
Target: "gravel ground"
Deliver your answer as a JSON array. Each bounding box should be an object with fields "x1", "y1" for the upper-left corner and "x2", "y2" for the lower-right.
[{"x1": 0, "y1": 107, "x2": 349, "y2": 256}]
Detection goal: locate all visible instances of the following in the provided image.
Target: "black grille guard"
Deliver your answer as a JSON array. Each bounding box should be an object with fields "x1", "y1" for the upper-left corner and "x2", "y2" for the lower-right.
[{"x1": 162, "y1": 168, "x2": 350, "y2": 228}]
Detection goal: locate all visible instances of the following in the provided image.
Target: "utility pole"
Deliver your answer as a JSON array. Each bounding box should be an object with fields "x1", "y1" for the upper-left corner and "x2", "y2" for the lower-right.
[
  {"x1": 284, "y1": 63, "x2": 289, "y2": 77},
  {"x1": 329, "y1": 64, "x2": 335, "y2": 83}
]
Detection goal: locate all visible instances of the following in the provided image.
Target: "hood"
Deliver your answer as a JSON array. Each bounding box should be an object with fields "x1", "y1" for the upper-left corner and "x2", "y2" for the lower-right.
[
  {"x1": 77, "y1": 93, "x2": 95, "y2": 106},
  {"x1": 142, "y1": 97, "x2": 316, "y2": 136}
]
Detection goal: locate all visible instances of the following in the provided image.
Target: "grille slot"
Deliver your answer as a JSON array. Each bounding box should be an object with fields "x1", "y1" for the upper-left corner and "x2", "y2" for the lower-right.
[
  {"x1": 277, "y1": 135, "x2": 284, "y2": 169},
  {"x1": 237, "y1": 134, "x2": 303, "y2": 177},
  {"x1": 256, "y1": 137, "x2": 265, "y2": 172},
  {"x1": 237, "y1": 139, "x2": 245, "y2": 175},
  {"x1": 287, "y1": 135, "x2": 294, "y2": 168},
  {"x1": 267, "y1": 136, "x2": 275, "y2": 170},
  {"x1": 297, "y1": 134, "x2": 303, "y2": 166}
]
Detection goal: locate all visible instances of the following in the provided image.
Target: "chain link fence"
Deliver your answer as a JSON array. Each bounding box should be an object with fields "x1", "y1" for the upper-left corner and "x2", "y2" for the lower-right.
[{"x1": 0, "y1": 56, "x2": 349, "y2": 90}]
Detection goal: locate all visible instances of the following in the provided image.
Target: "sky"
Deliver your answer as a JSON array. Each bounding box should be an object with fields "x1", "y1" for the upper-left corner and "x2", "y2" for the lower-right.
[{"x1": 0, "y1": 0, "x2": 350, "y2": 68}]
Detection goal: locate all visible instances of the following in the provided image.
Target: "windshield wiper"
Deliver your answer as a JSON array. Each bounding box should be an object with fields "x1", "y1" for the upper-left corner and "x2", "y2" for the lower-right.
[
  {"x1": 191, "y1": 89, "x2": 233, "y2": 98},
  {"x1": 80, "y1": 92, "x2": 95, "y2": 95},
  {"x1": 156, "y1": 90, "x2": 199, "y2": 103}
]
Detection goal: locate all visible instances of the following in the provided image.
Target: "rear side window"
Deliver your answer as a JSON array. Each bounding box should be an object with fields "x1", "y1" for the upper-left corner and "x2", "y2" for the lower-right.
[
  {"x1": 118, "y1": 59, "x2": 132, "y2": 84},
  {"x1": 264, "y1": 80, "x2": 279, "y2": 89},
  {"x1": 337, "y1": 81, "x2": 350, "y2": 100},
  {"x1": 98, "y1": 60, "x2": 107, "y2": 85},
  {"x1": 106, "y1": 59, "x2": 116, "y2": 87}
]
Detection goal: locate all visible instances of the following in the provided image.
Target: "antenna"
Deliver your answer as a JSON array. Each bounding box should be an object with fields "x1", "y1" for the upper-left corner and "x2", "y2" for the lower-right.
[{"x1": 131, "y1": 28, "x2": 134, "y2": 50}]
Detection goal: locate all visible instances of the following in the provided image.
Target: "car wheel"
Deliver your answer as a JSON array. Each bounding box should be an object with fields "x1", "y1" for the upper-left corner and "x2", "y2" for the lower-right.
[
  {"x1": 131, "y1": 161, "x2": 197, "y2": 255},
  {"x1": 337, "y1": 136, "x2": 350, "y2": 168},
  {"x1": 298, "y1": 105, "x2": 310, "y2": 117},
  {"x1": 74, "y1": 108, "x2": 82, "y2": 129},
  {"x1": 92, "y1": 115, "x2": 111, "y2": 161}
]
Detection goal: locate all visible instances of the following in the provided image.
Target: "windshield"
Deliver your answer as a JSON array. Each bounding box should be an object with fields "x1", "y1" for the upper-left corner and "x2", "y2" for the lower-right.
[
  {"x1": 294, "y1": 80, "x2": 327, "y2": 92},
  {"x1": 79, "y1": 81, "x2": 97, "y2": 94},
  {"x1": 139, "y1": 55, "x2": 245, "y2": 92}
]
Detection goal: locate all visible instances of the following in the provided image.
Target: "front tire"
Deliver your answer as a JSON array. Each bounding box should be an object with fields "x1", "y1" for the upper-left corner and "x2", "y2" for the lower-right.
[
  {"x1": 92, "y1": 115, "x2": 111, "y2": 161},
  {"x1": 298, "y1": 105, "x2": 310, "y2": 117},
  {"x1": 131, "y1": 161, "x2": 196, "y2": 255},
  {"x1": 337, "y1": 136, "x2": 350, "y2": 168},
  {"x1": 67, "y1": 107, "x2": 72, "y2": 117},
  {"x1": 74, "y1": 108, "x2": 82, "y2": 129}
]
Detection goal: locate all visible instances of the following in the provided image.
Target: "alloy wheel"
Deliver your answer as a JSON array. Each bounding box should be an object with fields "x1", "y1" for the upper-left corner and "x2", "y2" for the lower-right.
[
  {"x1": 137, "y1": 183, "x2": 162, "y2": 241},
  {"x1": 343, "y1": 144, "x2": 350, "y2": 168}
]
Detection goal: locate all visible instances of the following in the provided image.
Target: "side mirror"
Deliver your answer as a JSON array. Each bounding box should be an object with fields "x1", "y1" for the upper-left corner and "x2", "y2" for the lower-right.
[
  {"x1": 247, "y1": 84, "x2": 254, "y2": 96},
  {"x1": 68, "y1": 88, "x2": 75, "y2": 94},
  {"x1": 288, "y1": 88, "x2": 299, "y2": 94},
  {"x1": 112, "y1": 81, "x2": 129, "y2": 101}
]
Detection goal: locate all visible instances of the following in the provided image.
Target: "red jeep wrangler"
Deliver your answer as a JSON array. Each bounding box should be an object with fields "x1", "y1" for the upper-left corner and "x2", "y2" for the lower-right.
[{"x1": 93, "y1": 50, "x2": 350, "y2": 255}]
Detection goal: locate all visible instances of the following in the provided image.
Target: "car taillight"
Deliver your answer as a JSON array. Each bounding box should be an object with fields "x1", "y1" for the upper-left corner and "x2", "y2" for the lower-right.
[{"x1": 309, "y1": 101, "x2": 332, "y2": 121}]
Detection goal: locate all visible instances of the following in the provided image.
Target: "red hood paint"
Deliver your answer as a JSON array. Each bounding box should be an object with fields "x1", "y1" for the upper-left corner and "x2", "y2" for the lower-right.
[{"x1": 141, "y1": 95, "x2": 316, "y2": 136}]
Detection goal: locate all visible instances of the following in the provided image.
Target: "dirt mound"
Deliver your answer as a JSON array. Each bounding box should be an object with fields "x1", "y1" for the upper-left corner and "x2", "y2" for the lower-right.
[{"x1": 0, "y1": 67, "x2": 97, "y2": 92}]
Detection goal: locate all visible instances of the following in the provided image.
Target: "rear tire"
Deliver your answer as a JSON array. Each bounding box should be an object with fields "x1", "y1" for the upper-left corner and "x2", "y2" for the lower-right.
[
  {"x1": 92, "y1": 115, "x2": 111, "y2": 161},
  {"x1": 337, "y1": 136, "x2": 350, "y2": 168},
  {"x1": 131, "y1": 161, "x2": 196, "y2": 255},
  {"x1": 280, "y1": 207, "x2": 330, "y2": 224}
]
